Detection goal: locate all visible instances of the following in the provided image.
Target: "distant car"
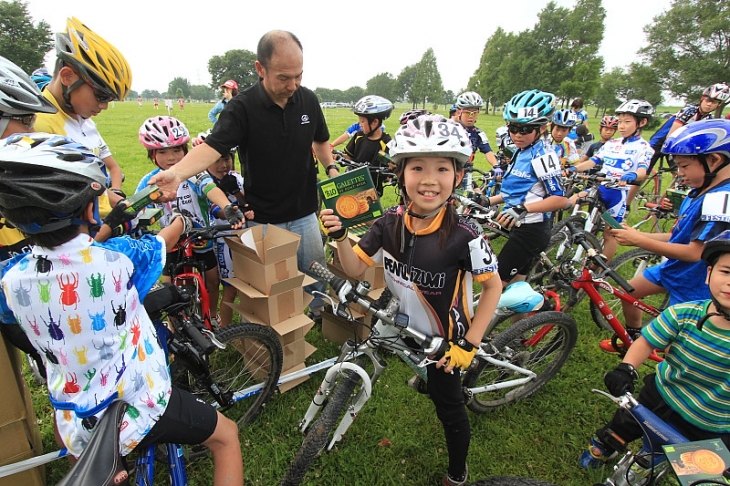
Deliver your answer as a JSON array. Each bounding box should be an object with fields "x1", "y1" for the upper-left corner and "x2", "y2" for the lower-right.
[
  {"x1": 335, "y1": 102, "x2": 350, "y2": 108},
  {"x1": 320, "y1": 102, "x2": 336, "y2": 109},
  {"x1": 659, "y1": 112, "x2": 673, "y2": 119}
]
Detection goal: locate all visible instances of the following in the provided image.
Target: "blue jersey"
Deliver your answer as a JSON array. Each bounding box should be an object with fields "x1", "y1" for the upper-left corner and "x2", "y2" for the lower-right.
[
  {"x1": 463, "y1": 125, "x2": 493, "y2": 154},
  {"x1": 567, "y1": 109, "x2": 588, "y2": 140},
  {"x1": 645, "y1": 179, "x2": 730, "y2": 304},
  {"x1": 500, "y1": 139, "x2": 564, "y2": 223}
]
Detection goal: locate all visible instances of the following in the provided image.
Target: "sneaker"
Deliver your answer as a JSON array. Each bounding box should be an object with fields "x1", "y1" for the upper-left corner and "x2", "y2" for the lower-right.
[
  {"x1": 442, "y1": 464, "x2": 468, "y2": 486},
  {"x1": 209, "y1": 315, "x2": 222, "y2": 331},
  {"x1": 407, "y1": 374, "x2": 429, "y2": 395},
  {"x1": 599, "y1": 327, "x2": 642, "y2": 353},
  {"x1": 579, "y1": 437, "x2": 617, "y2": 469}
]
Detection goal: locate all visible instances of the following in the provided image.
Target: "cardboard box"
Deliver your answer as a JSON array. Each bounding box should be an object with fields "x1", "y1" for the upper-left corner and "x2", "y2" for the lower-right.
[
  {"x1": 321, "y1": 307, "x2": 371, "y2": 345},
  {"x1": 283, "y1": 339, "x2": 317, "y2": 370},
  {"x1": 0, "y1": 439, "x2": 44, "y2": 486},
  {"x1": 327, "y1": 237, "x2": 386, "y2": 290},
  {"x1": 0, "y1": 337, "x2": 27, "y2": 427},
  {"x1": 278, "y1": 362, "x2": 309, "y2": 394},
  {"x1": 225, "y1": 276, "x2": 306, "y2": 325}
]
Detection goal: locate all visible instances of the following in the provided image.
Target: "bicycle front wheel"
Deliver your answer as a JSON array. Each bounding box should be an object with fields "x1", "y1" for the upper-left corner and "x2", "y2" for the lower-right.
[
  {"x1": 173, "y1": 322, "x2": 283, "y2": 426},
  {"x1": 280, "y1": 368, "x2": 362, "y2": 486},
  {"x1": 589, "y1": 249, "x2": 668, "y2": 332},
  {"x1": 463, "y1": 311, "x2": 577, "y2": 413}
]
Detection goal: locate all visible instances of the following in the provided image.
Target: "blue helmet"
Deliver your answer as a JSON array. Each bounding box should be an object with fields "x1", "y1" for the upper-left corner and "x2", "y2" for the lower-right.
[
  {"x1": 662, "y1": 118, "x2": 730, "y2": 158},
  {"x1": 503, "y1": 89, "x2": 556, "y2": 125},
  {"x1": 551, "y1": 109, "x2": 578, "y2": 128}
]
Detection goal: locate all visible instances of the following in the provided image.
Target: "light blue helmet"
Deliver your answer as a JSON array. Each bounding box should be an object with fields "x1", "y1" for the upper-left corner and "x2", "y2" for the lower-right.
[
  {"x1": 551, "y1": 109, "x2": 578, "y2": 128},
  {"x1": 503, "y1": 89, "x2": 556, "y2": 125},
  {"x1": 662, "y1": 118, "x2": 730, "y2": 158}
]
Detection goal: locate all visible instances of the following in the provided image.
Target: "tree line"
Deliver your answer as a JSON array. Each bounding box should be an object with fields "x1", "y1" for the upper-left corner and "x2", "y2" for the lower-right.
[{"x1": 1, "y1": 0, "x2": 727, "y2": 111}]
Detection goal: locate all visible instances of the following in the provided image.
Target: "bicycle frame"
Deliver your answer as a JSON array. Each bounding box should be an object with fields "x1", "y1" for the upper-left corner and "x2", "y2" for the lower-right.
[{"x1": 573, "y1": 268, "x2": 663, "y2": 362}]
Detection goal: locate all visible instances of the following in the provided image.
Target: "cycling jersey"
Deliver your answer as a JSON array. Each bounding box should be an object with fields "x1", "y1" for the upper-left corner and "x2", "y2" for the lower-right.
[
  {"x1": 549, "y1": 136, "x2": 580, "y2": 164},
  {"x1": 500, "y1": 139, "x2": 565, "y2": 224},
  {"x1": 567, "y1": 109, "x2": 588, "y2": 140},
  {"x1": 136, "y1": 169, "x2": 218, "y2": 250},
  {"x1": 344, "y1": 132, "x2": 393, "y2": 196},
  {"x1": 1, "y1": 233, "x2": 171, "y2": 457},
  {"x1": 643, "y1": 178, "x2": 730, "y2": 304},
  {"x1": 354, "y1": 206, "x2": 498, "y2": 340},
  {"x1": 462, "y1": 125, "x2": 493, "y2": 154},
  {"x1": 650, "y1": 104, "x2": 715, "y2": 147},
  {"x1": 209, "y1": 170, "x2": 244, "y2": 280},
  {"x1": 590, "y1": 135, "x2": 653, "y2": 180}
]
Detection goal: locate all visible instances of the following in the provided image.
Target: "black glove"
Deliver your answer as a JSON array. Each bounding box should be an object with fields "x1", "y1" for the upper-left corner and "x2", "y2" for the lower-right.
[
  {"x1": 472, "y1": 193, "x2": 490, "y2": 207},
  {"x1": 217, "y1": 174, "x2": 240, "y2": 195},
  {"x1": 102, "y1": 200, "x2": 138, "y2": 230},
  {"x1": 604, "y1": 363, "x2": 639, "y2": 396},
  {"x1": 223, "y1": 203, "x2": 244, "y2": 226}
]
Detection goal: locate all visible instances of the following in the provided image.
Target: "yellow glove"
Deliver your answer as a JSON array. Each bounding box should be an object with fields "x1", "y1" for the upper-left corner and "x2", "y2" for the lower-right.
[{"x1": 443, "y1": 339, "x2": 477, "y2": 370}]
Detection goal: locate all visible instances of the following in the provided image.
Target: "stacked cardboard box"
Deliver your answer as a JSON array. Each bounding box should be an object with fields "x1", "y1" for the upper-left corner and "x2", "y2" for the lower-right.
[
  {"x1": 321, "y1": 234, "x2": 388, "y2": 346},
  {"x1": 224, "y1": 225, "x2": 317, "y2": 393},
  {"x1": 0, "y1": 335, "x2": 45, "y2": 486}
]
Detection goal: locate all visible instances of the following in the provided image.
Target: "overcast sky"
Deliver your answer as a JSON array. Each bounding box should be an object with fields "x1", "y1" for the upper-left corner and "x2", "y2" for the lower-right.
[{"x1": 25, "y1": 0, "x2": 674, "y2": 97}]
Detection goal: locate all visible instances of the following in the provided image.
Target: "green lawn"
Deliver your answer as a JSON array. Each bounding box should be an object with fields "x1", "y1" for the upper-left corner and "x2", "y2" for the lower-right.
[{"x1": 28, "y1": 100, "x2": 690, "y2": 485}]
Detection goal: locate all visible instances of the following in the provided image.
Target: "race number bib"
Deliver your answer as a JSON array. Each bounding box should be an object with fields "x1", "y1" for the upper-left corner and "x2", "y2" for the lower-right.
[
  {"x1": 701, "y1": 192, "x2": 730, "y2": 222},
  {"x1": 517, "y1": 107, "x2": 538, "y2": 120},
  {"x1": 531, "y1": 152, "x2": 561, "y2": 180}
]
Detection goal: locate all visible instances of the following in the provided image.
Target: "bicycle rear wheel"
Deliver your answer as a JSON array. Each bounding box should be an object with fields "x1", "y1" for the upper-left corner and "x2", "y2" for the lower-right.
[
  {"x1": 467, "y1": 478, "x2": 559, "y2": 486},
  {"x1": 463, "y1": 311, "x2": 577, "y2": 413},
  {"x1": 589, "y1": 249, "x2": 669, "y2": 332},
  {"x1": 173, "y1": 322, "x2": 283, "y2": 426},
  {"x1": 280, "y1": 368, "x2": 362, "y2": 486}
]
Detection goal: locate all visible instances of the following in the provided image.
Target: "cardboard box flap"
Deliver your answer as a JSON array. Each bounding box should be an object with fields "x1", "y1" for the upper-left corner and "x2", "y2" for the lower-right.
[
  {"x1": 271, "y1": 313, "x2": 314, "y2": 336},
  {"x1": 224, "y1": 274, "x2": 305, "y2": 297},
  {"x1": 226, "y1": 224, "x2": 300, "y2": 264}
]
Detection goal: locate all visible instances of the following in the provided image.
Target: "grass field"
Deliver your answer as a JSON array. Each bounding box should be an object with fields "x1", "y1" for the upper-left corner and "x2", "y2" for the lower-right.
[{"x1": 26, "y1": 100, "x2": 701, "y2": 485}]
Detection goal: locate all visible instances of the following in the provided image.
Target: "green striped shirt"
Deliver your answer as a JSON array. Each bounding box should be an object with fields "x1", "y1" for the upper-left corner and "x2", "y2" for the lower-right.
[{"x1": 643, "y1": 300, "x2": 730, "y2": 433}]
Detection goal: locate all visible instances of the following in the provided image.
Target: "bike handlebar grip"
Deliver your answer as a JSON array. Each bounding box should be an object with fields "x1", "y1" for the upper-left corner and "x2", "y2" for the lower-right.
[
  {"x1": 606, "y1": 268, "x2": 635, "y2": 294},
  {"x1": 184, "y1": 320, "x2": 216, "y2": 354},
  {"x1": 309, "y1": 261, "x2": 348, "y2": 294}
]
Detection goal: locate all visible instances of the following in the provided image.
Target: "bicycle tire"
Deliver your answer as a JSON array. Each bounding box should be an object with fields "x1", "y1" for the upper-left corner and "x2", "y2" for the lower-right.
[
  {"x1": 463, "y1": 311, "x2": 577, "y2": 413},
  {"x1": 526, "y1": 227, "x2": 602, "y2": 313},
  {"x1": 172, "y1": 322, "x2": 283, "y2": 426},
  {"x1": 589, "y1": 249, "x2": 668, "y2": 332},
  {"x1": 279, "y1": 369, "x2": 362, "y2": 486},
  {"x1": 467, "y1": 477, "x2": 559, "y2": 486}
]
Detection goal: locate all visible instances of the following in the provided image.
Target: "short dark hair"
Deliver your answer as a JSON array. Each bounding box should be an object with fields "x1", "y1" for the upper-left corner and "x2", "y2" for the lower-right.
[
  {"x1": 571, "y1": 98, "x2": 584, "y2": 109},
  {"x1": 2, "y1": 206, "x2": 80, "y2": 249},
  {"x1": 576, "y1": 124, "x2": 589, "y2": 137},
  {"x1": 256, "y1": 30, "x2": 302, "y2": 69}
]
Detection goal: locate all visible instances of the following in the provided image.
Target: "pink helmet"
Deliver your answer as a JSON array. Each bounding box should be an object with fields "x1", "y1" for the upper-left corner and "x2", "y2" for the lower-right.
[{"x1": 138, "y1": 116, "x2": 190, "y2": 149}]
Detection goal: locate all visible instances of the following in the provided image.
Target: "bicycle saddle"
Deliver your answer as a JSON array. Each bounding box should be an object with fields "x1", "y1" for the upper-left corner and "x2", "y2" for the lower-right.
[{"x1": 56, "y1": 400, "x2": 130, "y2": 486}]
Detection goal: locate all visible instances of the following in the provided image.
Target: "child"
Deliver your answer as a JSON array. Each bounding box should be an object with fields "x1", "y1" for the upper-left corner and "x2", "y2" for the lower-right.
[
  {"x1": 330, "y1": 120, "x2": 387, "y2": 149},
  {"x1": 600, "y1": 118, "x2": 730, "y2": 352},
  {"x1": 548, "y1": 109, "x2": 580, "y2": 167},
  {"x1": 0, "y1": 134, "x2": 243, "y2": 485},
  {"x1": 481, "y1": 89, "x2": 568, "y2": 287},
  {"x1": 35, "y1": 17, "x2": 130, "y2": 204},
  {"x1": 575, "y1": 115, "x2": 618, "y2": 166},
  {"x1": 343, "y1": 95, "x2": 393, "y2": 196},
  {"x1": 453, "y1": 91, "x2": 498, "y2": 174},
  {"x1": 320, "y1": 114, "x2": 502, "y2": 486},
  {"x1": 135, "y1": 116, "x2": 244, "y2": 326},
  {"x1": 206, "y1": 145, "x2": 253, "y2": 327},
  {"x1": 567, "y1": 99, "x2": 655, "y2": 261},
  {"x1": 153, "y1": 97, "x2": 159, "y2": 109},
  {"x1": 208, "y1": 80, "x2": 238, "y2": 125},
  {"x1": 567, "y1": 97, "x2": 588, "y2": 141},
  {"x1": 574, "y1": 124, "x2": 594, "y2": 154},
  {"x1": 580, "y1": 230, "x2": 730, "y2": 469}
]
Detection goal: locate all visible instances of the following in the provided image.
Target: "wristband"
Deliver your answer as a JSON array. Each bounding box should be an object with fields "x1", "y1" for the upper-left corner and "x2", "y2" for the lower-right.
[
  {"x1": 326, "y1": 164, "x2": 338, "y2": 174},
  {"x1": 329, "y1": 227, "x2": 348, "y2": 241},
  {"x1": 109, "y1": 188, "x2": 127, "y2": 198}
]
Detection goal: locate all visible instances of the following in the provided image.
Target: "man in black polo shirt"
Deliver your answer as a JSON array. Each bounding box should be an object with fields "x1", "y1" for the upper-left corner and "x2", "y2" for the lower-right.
[{"x1": 150, "y1": 30, "x2": 339, "y2": 319}]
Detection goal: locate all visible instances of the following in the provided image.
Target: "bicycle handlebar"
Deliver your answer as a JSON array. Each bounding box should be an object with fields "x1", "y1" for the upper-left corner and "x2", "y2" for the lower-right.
[{"x1": 564, "y1": 221, "x2": 635, "y2": 293}]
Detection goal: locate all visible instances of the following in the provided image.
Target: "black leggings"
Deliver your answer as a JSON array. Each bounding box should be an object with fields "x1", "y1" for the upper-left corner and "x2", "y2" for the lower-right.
[{"x1": 427, "y1": 363, "x2": 470, "y2": 478}]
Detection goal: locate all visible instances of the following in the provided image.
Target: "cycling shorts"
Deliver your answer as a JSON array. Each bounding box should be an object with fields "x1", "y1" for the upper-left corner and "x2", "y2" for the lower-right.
[{"x1": 598, "y1": 186, "x2": 627, "y2": 222}]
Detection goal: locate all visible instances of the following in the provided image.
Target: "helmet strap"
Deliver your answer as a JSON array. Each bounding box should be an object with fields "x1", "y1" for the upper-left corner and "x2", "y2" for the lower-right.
[
  {"x1": 688, "y1": 154, "x2": 730, "y2": 198},
  {"x1": 61, "y1": 78, "x2": 85, "y2": 114}
]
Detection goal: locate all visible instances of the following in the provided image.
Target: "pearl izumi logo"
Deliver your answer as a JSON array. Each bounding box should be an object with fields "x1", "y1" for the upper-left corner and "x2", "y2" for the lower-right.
[
  {"x1": 301, "y1": 114, "x2": 310, "y2": 124},
  {"x1": 383, "y1": 255, "x2": 445, "y2": 289}
]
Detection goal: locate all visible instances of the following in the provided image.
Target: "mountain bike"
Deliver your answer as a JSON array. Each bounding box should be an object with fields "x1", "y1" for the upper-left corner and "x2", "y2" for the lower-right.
[
  {"x1": 279, "y1": 261, "x2": 577, "y2": 485},
  {"x1": 592, "y1": 389, "x2": 730, "y2": 486}
]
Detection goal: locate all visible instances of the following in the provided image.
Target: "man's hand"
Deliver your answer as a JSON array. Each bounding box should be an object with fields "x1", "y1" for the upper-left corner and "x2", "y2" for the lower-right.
[{"x1": 148, "y1": 170, "x2": 183, "y2": 202}]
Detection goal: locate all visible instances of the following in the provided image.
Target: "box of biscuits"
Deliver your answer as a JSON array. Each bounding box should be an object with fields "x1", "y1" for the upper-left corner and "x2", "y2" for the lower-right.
[{"x1": 318, "y1": 167, "x2": 383, "y2": 229}]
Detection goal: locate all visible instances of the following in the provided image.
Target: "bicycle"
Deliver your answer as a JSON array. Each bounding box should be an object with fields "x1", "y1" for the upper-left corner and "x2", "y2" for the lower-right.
[
  {"x1": 592, "y1": 389, "x2": 730, "y2": 486},
  {"x1": 530, "y1": 220, "x2": 665, "y2": 361},
  {"x1": 279, "y1": 261, "x2": 577, "y2": 485},
  {"x1": 637, "y1": 154, "x2": 678, "y2": 207}
]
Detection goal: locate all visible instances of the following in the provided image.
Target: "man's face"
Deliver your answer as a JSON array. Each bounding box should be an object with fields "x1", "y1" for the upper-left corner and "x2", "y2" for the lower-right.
[{"x1": 255, "y1": 41, "x2": 303, "y2": 106}]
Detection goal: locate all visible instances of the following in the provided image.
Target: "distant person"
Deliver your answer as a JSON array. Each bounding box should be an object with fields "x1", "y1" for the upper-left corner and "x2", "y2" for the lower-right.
[
  {"x1": 330, "y1": 121, "x2": 384, "y2": 149},
  {"x1": 548, "y1": 109, "x2": 580, "y2": 167},
  {"x1": 209, "y1": 79, "x2": 238, "y2": 124},
  {"x1": 566, "y1": 97, "x2": 588, "y2": 141},
  {"x1": 574, "y1": 124, "x2": 593, "y2": 154},
  {"x1": 178, "y1": 97, "x2": 184, "y2": 110},
  {"x1": 343, "y1": 95, "x2": 393, "y2": 196},
  {"x1": 153, "y1": 97, "x2": 159, "y2": 109},
  {"x1": 149, "y1": 30, "x2": 338, "y2": 324},
  {"x1": 138, "y1": 95, "x2": 142, "y2": 108}
]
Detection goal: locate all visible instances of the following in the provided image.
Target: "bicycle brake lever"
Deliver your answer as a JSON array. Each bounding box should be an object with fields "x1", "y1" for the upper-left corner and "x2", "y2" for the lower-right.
[{"x1": 202, "y1": 329, "x2": 226, "y2": 350}]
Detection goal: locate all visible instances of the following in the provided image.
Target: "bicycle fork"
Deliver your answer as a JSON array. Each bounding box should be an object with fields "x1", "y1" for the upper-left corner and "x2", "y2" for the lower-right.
[{"x1": 298, "y1": 344, "x2": 385, "y2": 451}]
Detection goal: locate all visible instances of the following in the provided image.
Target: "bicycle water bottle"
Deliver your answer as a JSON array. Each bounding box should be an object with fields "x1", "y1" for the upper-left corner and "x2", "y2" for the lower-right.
[{"x1": 396, "y1": 349, "x2": 428, "y2": 382}]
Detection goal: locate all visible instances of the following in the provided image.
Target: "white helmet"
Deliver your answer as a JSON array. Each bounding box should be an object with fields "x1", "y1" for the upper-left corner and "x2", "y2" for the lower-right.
[
  {"x1": 352, "y1": 95, "x2": 393, "y2": 119},
  {"x1": 389, "y1": 114, "x2": 472, "y2": 166},
  {"x1": 703, "y1": 83, "x2": 730, "y2": 102},
  {"x1": 455, "y1": 91, "x2": 485, "y2": 109},
  {"x1": 0, "y1": 56, "x2": 57, "y2": 116}
]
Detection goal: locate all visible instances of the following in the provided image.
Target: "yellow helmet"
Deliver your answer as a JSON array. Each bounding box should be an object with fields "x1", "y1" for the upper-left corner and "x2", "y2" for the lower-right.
[{"x1": 55, "y1": 17, "x2": 132, "y2": 101}]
